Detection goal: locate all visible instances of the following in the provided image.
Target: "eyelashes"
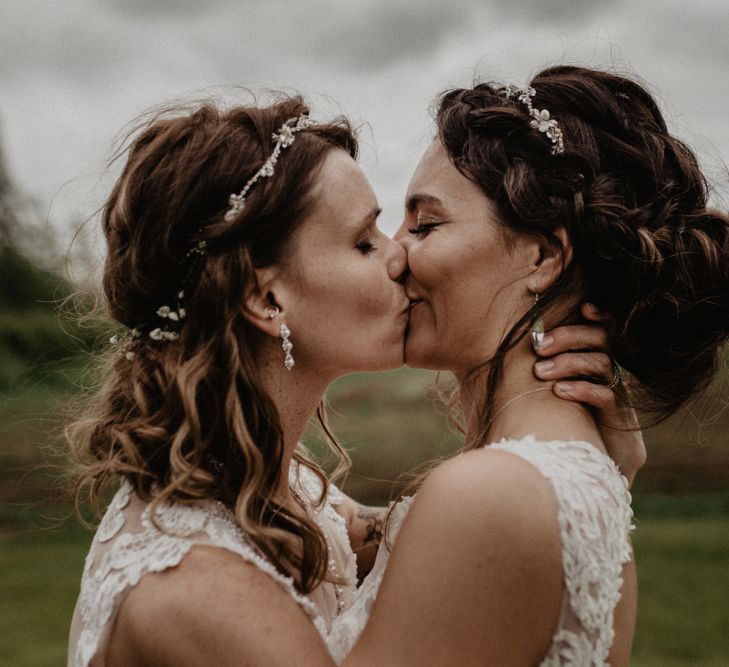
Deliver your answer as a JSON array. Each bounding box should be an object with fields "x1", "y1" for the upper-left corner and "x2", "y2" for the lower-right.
[
  {"x1": 356, "y1": 240, "x2": 378, "y2": 254},
  {"x1": 407, "y1": 219, "x2": 443, "y2": 237}
]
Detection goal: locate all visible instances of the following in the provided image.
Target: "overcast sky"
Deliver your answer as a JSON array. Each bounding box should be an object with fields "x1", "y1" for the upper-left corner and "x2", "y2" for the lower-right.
[{"x1": 2, "y1": 0, "x2": 728, "y2": 255}]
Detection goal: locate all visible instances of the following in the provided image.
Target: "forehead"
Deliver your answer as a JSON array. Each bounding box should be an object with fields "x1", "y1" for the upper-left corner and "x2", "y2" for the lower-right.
[
  {"x1": 309, "y1": 148, "x2": 377, "y2": 221},
  {"x1": 406, "y1": 140, "x2": 484, "y2": 209}
]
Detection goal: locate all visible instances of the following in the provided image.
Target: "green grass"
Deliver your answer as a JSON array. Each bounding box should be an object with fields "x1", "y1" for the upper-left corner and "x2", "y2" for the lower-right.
[
  {"x1": 631, "y1": 518, "x2": 729, "y2": 666},
  {"x1": 1, "y1": 368, "x2": 728, "y2": 665},
  {"x1": 1, "y1": 507, "x2": 727, "y2": 666},
  {"x1": 0, "y1": 517, "x2": 91, "y2": 667}
]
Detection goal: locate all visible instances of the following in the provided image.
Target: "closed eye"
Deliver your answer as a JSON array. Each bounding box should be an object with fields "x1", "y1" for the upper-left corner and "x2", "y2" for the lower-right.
[
  {"x1": 407, "y1": 220, "x2": 443, "y2": 237},
  {"x1": 356, "y1": 240, "x2": 378, "y2": 254}
]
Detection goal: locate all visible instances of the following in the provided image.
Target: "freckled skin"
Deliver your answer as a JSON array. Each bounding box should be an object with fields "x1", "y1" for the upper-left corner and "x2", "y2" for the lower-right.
[{"x1": 281, "y1": 148, "x2": 409, "y2": 375}]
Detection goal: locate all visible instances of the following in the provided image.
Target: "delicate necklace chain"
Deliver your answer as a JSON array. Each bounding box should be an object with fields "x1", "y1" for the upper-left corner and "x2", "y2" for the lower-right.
[
  {"x1": 290, "y1": 486, "x2": 346, "y2": 616},
  {"x1": 487, "y1": 386, "x2": 553, "y2": 431}
]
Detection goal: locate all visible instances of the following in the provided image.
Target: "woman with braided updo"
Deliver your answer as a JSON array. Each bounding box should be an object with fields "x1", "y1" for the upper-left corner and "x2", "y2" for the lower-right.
[
  {"x1": 66, "y1": 93, "x2": 636, "y2": 667},
  {"x1": 327, "y1": 66, "x2": 729, "y2": 666}
]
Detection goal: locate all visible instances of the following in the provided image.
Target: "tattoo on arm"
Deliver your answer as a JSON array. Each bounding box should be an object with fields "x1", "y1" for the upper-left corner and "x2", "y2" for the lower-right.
[{"x1": 357, "y1": 506, "x2": 385, "y2": 547}]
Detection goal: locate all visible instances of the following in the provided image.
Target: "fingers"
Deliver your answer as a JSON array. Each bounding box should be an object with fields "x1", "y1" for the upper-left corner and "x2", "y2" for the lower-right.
[
  {"x1": 535, "y1": 352, "x2": 613, "y2": 382},
  {"x1": 552, "y1": 380, "x2": 616, "y2": 410},
  {"x1": 581, "y1": 302, "x2": 610, "y2": 322},
  {"x1": 534, "y1": 323, "x2": 609, "y2": 356}
]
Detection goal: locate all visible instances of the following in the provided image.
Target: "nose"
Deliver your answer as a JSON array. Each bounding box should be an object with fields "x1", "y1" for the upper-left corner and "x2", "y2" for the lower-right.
[
  {"x1": 393, "y1": 220, "x2": 411, "y2": 248},
  {"x1": 386, "y1": 237, "x2": 408, "y2": 282}
]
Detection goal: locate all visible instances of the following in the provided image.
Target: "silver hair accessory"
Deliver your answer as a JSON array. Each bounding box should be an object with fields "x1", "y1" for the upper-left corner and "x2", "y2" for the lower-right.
[
  {"x1": 147, "y1": 238, "x2": 209, "y2": 343},
  {"x1": 504, "y1": 86, "x2": 565, "y2": 155},
  {"x1": 110, "y1": 238, "x2": 209, "y2": 357},
  {"x1": 224, "y1": 115, "x2": 316, "y2": 222},
  {"x1": 280, "y1": 323, "x2": 294, "y2": 370}
]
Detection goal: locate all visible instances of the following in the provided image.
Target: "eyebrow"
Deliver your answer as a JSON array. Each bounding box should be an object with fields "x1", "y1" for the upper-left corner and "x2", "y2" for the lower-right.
[
  {"x1": 405, "y1": 193, "x2": 446, "y2": 212},
  {"x1": 357, "y1": 206, "x2": 382, "y2": 228}
]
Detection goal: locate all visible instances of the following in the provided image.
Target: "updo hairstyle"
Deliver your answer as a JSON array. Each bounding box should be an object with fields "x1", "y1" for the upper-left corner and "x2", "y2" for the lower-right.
[{"x1": 436, "y1": 66, "x2": 729, "y2": 438}]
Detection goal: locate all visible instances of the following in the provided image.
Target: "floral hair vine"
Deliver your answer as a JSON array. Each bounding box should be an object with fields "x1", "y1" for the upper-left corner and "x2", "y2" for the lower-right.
[
  {"x1": 503, "y1": 86, "x2": 565, "y2": 155},
  {"x1": 108, "y1": 238, "x2": 208, "y2": 358},
  {"x1": 224, "y1": 114, "x2": 316, "y2": 222},
  {"x1": 109, "y1": 115, "x2": 315, "y2": 358}
]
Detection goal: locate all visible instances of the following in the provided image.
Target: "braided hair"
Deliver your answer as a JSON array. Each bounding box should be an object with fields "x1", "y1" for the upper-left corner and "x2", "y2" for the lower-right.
[{"x1": 436, "y1": 65, "x2": 729, "y2": 437}]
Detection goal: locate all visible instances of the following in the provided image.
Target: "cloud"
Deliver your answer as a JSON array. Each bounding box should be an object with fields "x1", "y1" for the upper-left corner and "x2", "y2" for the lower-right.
[
  {"x1": 106, "y1": 0, "x2": 232, "y2": 18},
  {"x1": 303, "y1": 1, "x2": 477, "y2": 72},
  {"x1": 493, "y1": 0, "x2": 621, "y2": 26},
  {"x1": 1, "y1": 0, "x2": 728, "y2": 242}
]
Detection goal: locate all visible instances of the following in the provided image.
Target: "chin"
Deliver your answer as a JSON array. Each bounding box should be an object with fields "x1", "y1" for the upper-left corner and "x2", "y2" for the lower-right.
[
  {"x1": 403, "y1": 340, "x2": 441, "y2": 371},
  {"x1": 350, "y1": 340, "x2": 404, "y2": 372}
]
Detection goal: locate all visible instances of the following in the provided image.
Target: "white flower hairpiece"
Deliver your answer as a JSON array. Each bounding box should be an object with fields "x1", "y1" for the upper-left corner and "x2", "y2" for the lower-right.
[
  {"x1": 109, "y1": 116, "x2": 315, "y2": 359},
  {"x1": 224, "y1": 114, "x2": 316, "y2": 222},
  {"x1": 504, "y1": 86, "x2": 565, "y2": 155}
]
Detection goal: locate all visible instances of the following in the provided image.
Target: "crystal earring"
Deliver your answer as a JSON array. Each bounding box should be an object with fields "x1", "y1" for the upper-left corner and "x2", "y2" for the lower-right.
[
  {"x1": 264, "y1": 306, "x2": 279, "y2": 320},
  {"x1": 280, "y1": 324, "x2": 294, "y2": 370},
  {"x1": 531, "y1": 291, "x2": 545, "y2": 350}
]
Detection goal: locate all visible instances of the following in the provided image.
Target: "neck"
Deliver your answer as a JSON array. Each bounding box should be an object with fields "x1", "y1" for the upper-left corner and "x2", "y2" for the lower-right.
[
  {"x1": 256, "y1": 352, "x2": 334, "y2": 500},
  {"x1": 459, "y1": 332, "x2": 603, "y2": 449},
  {"x1": 458, "y1": 333, "x2": 552, "y2": 446}
]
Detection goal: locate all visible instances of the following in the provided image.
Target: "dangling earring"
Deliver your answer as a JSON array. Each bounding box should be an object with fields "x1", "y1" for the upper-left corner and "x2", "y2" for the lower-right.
[
  {"x1": 280, "y1": 324, "x2": 294, "y2": 370},
  {"x1": 263, "y1": 306, "x2": 294, "y2": 370},
  {"x1": 531, "y1": 290, "x2": 545, "y2": 350}
]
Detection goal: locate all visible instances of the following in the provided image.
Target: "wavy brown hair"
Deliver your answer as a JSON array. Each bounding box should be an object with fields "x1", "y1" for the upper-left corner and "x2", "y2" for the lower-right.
[
  {"x1": 68, "y1": 95, "x2": 357, "y2": 593},
  {"x1": 435, "y1": 66, "x2": 729, "y2": 444}
]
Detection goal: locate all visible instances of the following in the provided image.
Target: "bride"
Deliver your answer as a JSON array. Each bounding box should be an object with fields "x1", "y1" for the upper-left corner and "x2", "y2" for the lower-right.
[
  {"x1": 331, "y1": 66, "x2": 729, "y2": 666},
  {"x1": 68, "y1": 88, "x2": 645, "y2": 666}
]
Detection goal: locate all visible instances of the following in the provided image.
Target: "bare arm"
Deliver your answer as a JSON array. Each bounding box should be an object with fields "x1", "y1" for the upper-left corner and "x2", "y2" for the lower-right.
[
  {"x1": 334, "y1": 493, "x2": 387, "y2": 580},
  {"x1": 342, "y1": 450, "x2": 563, "y2": 667},
  {"x1": 108, "y1": 545, "x2": 336, "y2": 667}
]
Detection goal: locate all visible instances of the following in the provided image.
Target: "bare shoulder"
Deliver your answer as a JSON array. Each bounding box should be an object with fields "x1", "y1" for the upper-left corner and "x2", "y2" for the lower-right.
[
  {"x1": 346, "y1": 448, "x2": 563, "y2": 666},
  {"x1": 108, "y1": 545, "x2": 334, "y2": 667},
  {"x1": 414, "y1": 448, "x2": 560, "y2": 542}
]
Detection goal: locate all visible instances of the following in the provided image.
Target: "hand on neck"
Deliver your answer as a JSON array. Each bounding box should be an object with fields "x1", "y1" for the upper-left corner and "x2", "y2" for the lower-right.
[{"x1": 460, "y1": 334, "x2": 602, "y2": 450}]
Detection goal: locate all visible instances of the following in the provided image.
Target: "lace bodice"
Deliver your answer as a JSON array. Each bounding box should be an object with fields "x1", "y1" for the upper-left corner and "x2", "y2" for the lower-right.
[
  {"x1": 329, "y1": 437, "x2": 634, "y2": 666},
  {"x1": 67, "y1": 462, "x2": 357, "y2": 667}
]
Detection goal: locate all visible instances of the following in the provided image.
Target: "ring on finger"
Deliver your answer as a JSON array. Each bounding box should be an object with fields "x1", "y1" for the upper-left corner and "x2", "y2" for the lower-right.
[{"x1": 607, "y1": 361, "x2": 622, "y2": 390}]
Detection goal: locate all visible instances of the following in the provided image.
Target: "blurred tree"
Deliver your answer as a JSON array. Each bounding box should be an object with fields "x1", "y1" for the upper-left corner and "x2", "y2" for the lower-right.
[{"x1": 0, "y1": 129, "x2": 93, "y2": 391}]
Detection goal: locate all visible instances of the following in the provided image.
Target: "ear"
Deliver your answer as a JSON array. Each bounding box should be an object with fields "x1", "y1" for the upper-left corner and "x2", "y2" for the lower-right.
[
  {"x1": 528, "y1": 227, "x2": 573, "y2": 295},
  {"x1": 243, "y1": 266, "x2": 288, "y2": 338}
]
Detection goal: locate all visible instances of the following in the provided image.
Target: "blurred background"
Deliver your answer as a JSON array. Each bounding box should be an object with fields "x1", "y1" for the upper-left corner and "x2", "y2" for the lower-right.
[{"x1": 1, "y1": 1, "x2": 728, "y2": 665}]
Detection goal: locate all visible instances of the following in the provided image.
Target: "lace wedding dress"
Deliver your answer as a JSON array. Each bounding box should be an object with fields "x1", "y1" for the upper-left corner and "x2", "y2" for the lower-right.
[
  {"x1": 328, "y1": 437, "x2": 635, "y2": 666},
  {"x1": 67, "y1": 462, "x2": 357, "y2": 667}
]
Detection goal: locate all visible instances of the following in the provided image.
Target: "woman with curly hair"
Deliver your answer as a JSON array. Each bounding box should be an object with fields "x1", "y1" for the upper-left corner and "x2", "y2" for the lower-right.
[{"x1": 67, "y1": 91, "x2": 641, "y2": 666}]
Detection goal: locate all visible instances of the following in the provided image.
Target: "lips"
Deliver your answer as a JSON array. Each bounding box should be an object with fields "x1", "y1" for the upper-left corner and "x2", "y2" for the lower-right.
[
  {"x1": 407, "y1": 294, "x2": 424, "y2": 310},
  {"x1": 405, "y1": 289, "x2": 424, "y2": 304}
]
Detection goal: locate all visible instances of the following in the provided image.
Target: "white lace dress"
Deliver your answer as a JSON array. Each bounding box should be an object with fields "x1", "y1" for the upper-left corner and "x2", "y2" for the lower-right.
[
  {"x1": 67, "y1": 462, "x2": 357, "y2": 667},
  {"x1": 328, "y1": 437, "x2": 635, "y2": 666}
]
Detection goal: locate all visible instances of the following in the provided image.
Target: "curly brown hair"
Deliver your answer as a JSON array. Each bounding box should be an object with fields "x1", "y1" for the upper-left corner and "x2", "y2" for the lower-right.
[
  {"x1": 68, "y1": 95, "x2": 357, "y2": 593},
  {"x1": 435, "y1": 65, "x2": 729, "y2": 442}
]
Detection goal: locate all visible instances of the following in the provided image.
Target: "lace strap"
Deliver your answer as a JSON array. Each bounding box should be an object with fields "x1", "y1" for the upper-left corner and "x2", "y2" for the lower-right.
[
  {"x1": 73, "y1": 489, "x2": 328, "y2": 667},
  {"x1": 489, "y1": 437, "x2": 634, "y2": 665}
]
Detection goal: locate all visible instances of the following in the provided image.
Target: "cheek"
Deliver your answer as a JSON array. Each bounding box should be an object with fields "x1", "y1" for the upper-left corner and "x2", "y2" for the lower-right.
[
  {"x1": 294, "y1": 260, "x2": 400, "y2": 348},
  {"x1": 407, "y1": 237, "x2": 510, "y2": 361},
  {"x1": 339, "y1": 265, "x2": 394, "y2": 321}
]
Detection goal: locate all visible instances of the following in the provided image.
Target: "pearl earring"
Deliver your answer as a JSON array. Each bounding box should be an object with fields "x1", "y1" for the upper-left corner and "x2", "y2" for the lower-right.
[{"x1": 280, "y1": 324, "x2": 294, "y2": 370}]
